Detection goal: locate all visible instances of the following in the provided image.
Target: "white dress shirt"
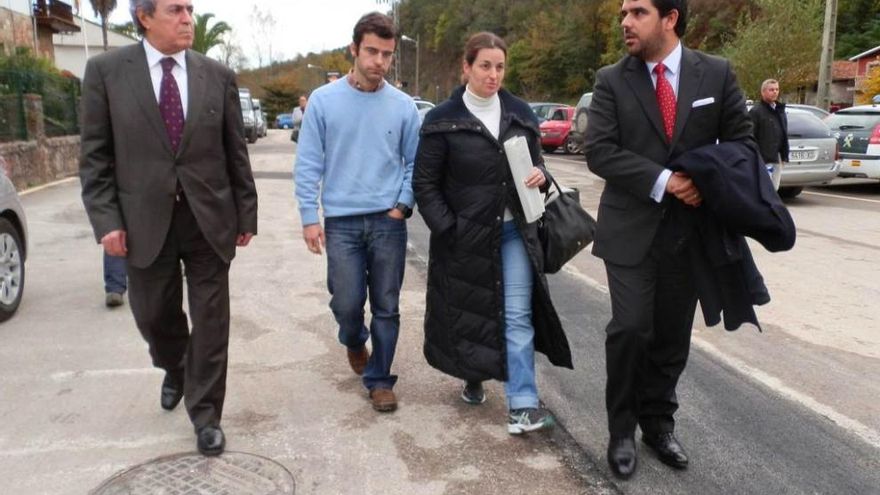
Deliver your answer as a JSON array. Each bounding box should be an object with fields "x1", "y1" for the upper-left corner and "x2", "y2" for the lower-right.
[
  {"x1": 143, "y1": 39, "x2": 188, "y2": 118},
  {"x1": 647, "y1": 42, "x2": 682, "y2": 203}
]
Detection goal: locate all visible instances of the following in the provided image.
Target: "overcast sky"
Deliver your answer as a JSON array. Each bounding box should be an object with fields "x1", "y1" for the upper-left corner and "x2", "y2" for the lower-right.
[{"x1": 84, "y1": 0, "x2": 391, "y2": 67}]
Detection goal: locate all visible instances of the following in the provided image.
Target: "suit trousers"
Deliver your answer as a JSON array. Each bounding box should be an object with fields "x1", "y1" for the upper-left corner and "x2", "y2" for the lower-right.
[
  {"x1": 127, "y1": 196, "x2": 231, "y2": 430},
  {"x1": 603, "y1": 218, "x2": 698, "y2": 438}
]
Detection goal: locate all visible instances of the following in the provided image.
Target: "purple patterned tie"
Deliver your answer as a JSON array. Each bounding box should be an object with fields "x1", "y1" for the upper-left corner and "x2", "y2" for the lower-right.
[{"x1": 159, "y1": 57, "x2": 184, "y2": 152}]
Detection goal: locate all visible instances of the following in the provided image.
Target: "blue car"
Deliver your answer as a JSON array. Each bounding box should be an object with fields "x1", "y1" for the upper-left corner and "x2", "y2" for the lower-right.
[{"x1": 275, "y1": 113, "x2": 294, "y2": 129}]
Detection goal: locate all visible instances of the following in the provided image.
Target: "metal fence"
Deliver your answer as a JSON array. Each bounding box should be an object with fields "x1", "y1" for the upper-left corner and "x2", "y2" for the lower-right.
[{"x1": 0, "y1": 70, "x2": 80, "y2": 142}]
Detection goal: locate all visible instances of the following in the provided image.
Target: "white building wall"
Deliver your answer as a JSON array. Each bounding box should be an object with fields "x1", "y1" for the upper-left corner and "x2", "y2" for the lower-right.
[{"x1": 53, "y1": 17, "x2": 138, "y2": 78}]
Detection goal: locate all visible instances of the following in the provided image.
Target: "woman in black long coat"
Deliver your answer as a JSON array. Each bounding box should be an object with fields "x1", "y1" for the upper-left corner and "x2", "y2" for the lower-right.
[{"x1": 413, "y1": 32, "x2": 573, "y2": 435}]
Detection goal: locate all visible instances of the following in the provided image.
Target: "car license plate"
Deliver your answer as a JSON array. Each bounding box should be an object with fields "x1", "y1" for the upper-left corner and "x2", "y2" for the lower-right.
[
  {"x1": 852, "y1": 159, "x2": 861, "y2": 167},
  {"x1": 789, "y1": 150, "x2": 816, "y2": 162}
]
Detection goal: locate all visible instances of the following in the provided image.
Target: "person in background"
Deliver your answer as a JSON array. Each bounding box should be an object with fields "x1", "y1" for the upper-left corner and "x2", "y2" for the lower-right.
[
  {"x1": 749, "y1": 79, "x2": 789, "y2": 189},
  {"x1": 291, "y1": 95, "x2": 307, "y2": 127},
  {"x1": 294, "y1": 12, "x2": 420, "y2": 413},
  {"x1": 413, "y1": 32, "x2": 573, "y2": 435},
  {"x1": 103, "y1": 252, "x2": 127, "y2": 307},
  {"x1": 290, "y1": 95, "x2": 308, "y2": 142}
]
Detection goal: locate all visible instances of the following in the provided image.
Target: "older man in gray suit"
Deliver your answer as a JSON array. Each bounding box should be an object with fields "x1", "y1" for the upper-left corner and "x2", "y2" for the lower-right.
[
  {"x1": 79, "y1": 0, "x2": 257, "y2": 456},
  {"x1": 585, "y1": 0, "x2": 754, "y2": 479}
]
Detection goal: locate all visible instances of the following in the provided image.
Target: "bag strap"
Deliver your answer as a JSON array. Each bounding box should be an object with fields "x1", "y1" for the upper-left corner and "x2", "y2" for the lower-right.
[{"x1": 543, "y1": 172, "x2": 564, "y2": 202}]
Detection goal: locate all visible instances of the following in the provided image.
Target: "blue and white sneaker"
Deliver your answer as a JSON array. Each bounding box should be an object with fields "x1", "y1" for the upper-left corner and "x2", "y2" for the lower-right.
[{"x1": 508, "y1": 407, "x2": 555, "y2": 435}]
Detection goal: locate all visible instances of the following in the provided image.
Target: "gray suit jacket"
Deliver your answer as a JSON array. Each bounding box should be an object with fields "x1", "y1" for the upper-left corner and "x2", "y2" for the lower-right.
[
  {"x1": 585, "y1": 47, "x2": 754, "y2": 266},
  {"x1": 79, "y1": 43, "x2": 258, "y2": 268}
]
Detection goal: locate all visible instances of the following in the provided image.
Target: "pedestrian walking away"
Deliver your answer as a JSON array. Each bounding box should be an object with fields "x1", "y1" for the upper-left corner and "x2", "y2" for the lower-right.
[
  {"x1": 290, "y1": 94, "x2": 307, "y2": 142},
  {"x1": 79, "y1": 0, "x2": 258, "y2": 457},
  {"x1": 584, "y1": 0, "x2": 758, "y2": 479},
  {"x1": 103, "y1": 252, "x2": 127, "y2": 307},
  {"x1": 749, "y1": 78, "x2": 789, "y2": 190},
  {"x1": 414, "y1": 32, "x2": 573, "y2": 435},
  {"x1": 294, "y1": 12, "x2": 420, "y2": 413}
]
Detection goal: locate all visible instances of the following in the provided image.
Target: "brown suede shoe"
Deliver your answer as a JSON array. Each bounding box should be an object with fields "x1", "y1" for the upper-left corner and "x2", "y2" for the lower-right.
[
  {"x1": 347, "y1": 346, "x2": 369, "y2": 375},
  {"x1": 369, "y1": 388, "x2": 397, "y2": 412}
]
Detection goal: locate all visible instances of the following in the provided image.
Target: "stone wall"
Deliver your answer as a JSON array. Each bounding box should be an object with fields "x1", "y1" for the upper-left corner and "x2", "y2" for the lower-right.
[
  {"x1": 0, "y1": 135, "x2": 79, "y2": 189},
  {"x1": 0, "y1": 8, "x2": 36, "y2": 55}
]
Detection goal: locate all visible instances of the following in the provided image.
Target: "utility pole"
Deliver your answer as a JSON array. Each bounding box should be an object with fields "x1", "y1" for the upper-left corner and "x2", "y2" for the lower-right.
[{"x1": 816, "y1": 0, "x2": 838, "y2": 111}]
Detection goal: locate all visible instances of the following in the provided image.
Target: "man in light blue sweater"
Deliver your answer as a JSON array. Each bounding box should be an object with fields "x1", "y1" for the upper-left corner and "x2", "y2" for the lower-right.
[{"x1": 294, "y1": 12, "x2": 420, "y2": 413}]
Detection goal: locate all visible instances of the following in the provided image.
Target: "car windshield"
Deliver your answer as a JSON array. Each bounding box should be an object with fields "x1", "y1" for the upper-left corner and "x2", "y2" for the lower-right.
[
  {"x1": 240, "y1": 98, "x2": 252, "y2": 111},
  {"x1": 824, "y1": 111, "x2": 880, "y2": 130},
  {"x1": 787, "y1": 112, "x2": 830, "y2": 138}
]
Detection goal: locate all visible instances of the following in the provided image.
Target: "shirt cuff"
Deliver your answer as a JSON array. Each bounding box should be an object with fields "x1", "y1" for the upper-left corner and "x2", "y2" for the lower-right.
[
  {"x1": 650, "y1": 169, "x2": 673, "y2": 203},
  {"x1": 300, "y1": 208, "x2": 320, "y2": 226}
]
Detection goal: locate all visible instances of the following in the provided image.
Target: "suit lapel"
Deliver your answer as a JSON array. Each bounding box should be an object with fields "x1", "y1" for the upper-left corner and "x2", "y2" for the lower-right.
[
  {"x1": 178, "y1": 50, "x2": 206, "y2": 157},
  {"x1": 623, "y1": 56, "x2": 667, "y2": 144},
  {"x1": 669, "y1": 48, "x2": 705, "y2": 151},
  {"x1": 125, "y1": 43, "x2": 174, "y2": 156}
]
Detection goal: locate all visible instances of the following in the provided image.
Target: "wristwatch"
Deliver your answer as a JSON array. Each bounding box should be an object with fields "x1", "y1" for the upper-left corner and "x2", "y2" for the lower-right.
[{"x1": 394, "y1": 202, "x2": 413, "y2": 218}]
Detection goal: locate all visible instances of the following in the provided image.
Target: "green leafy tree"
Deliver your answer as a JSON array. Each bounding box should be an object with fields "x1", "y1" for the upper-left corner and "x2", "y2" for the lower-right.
[
  {"x1": 110, "y1": 21, "x2": 138, "y2": 38},
  {"x1": 836, "y1": 0, "x2": 880, "y2": 58},
  {"x1": 722, "y1": 0, "x2": 823, "y2": 99},
  {"x1": 191, "y1": 13, "x2": 232, "y2": 55},
  {"x1": 89, "y1": 0, "x2": 118, "y2": 51}
]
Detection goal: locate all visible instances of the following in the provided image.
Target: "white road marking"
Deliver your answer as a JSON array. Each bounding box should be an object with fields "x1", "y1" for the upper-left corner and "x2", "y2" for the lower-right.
[
  {"x1": 563, "y1": 266, "x2": 880, "y2": 450},
  {"x1": 803, "y1": 190, "x2": 880, "y2": 204},
  {"x1": 51, "y1": 368, "x2": 160, "y2": 381},
  {"x1": 693, "y1": 339, "x2": 880, "y2": 449},
  {"x1": 0, "y1": 433, "x2": 189, "y2": 457},
  {"x1": 19, "y1": 177, "x2": 78, "y2": 196}
]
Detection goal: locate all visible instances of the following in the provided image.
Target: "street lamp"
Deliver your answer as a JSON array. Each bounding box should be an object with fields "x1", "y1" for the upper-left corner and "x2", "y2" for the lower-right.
[{"x1": 401, "y1": 34, "x2": 419, "y2": 96}]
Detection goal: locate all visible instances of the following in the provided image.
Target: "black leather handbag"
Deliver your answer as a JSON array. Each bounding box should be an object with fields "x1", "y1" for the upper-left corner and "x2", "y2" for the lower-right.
[{"x1": 538, "y1": 176, "x2": 597, "y2": 274}]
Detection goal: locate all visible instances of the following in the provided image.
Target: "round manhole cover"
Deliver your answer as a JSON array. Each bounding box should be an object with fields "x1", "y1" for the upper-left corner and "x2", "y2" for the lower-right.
[{"x1": 91, "y1": 452, "x2": 295, "y2": 495}]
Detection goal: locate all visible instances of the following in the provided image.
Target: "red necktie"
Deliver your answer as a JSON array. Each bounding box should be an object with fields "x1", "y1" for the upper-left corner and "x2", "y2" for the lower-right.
[
  {"x1": 654, "y1": 63, "x2": 676, "y2": 141},
  {"x1": 159, "y1": 57, "x2": 184, "y2": 152}
]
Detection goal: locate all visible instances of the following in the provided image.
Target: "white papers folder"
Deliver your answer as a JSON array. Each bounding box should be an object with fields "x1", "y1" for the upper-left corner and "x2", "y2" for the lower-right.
[{"x1": 503, "y1": 136, "x2": 545, "y2": 223}]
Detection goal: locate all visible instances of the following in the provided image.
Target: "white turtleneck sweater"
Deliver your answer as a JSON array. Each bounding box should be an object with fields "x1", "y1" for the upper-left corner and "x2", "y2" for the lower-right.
[{"x1": 463, "y1": 85, "x2": 513, "y2": 220}]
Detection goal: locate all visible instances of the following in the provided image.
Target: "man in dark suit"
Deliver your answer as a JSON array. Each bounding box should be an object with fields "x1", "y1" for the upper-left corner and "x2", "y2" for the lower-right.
[
  {"x1": 79, "y1": 0, "x2": 257, "y2": 456},
  {"x1": 585, "y1": 0, "x2": 753, "y2": 479},
  {"x1": 749, "y1": 79, "x2": 789, "y2": 189}
]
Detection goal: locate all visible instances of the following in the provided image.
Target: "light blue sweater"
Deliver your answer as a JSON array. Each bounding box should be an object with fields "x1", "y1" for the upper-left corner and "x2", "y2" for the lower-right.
[{"x1": 294, "y1": 78, "x2": 421, "y2": 226}]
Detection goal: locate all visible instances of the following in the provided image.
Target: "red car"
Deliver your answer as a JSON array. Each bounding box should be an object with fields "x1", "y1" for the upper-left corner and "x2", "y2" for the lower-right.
[{"x1": 539, "y1": 106, "x2": 578, "y2": 154}]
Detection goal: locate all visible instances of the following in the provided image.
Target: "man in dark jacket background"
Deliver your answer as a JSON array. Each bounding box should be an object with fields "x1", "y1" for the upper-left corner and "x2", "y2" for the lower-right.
[{"x1": 749, "y1": 79, "x2": 789, "y2": 189}]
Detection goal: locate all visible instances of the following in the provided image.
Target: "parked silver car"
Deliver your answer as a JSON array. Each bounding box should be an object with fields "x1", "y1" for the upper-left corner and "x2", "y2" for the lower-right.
[
  {"x1": 414, "y1": 98, "x2": 435, "y2": 124},
  {"x1": 253, "y1": 99, "x2": 268, "y2": 138},
  {"x1": 0, "y1": 160, "x2": 27, "y2": 322},
  {"x1": 570, "y1": 92, "x2": 593, "y2": 154},
  {"x1": 777, "y1": 108, "x2": 840, "y2": 198}
]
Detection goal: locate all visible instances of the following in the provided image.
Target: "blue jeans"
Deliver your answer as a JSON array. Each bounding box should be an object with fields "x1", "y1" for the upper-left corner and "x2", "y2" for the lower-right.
[
  {"x1": 501, "y1": 221, "x2": 539, "y2": 410},
  {"x1": 103, "y1": 252, "x2": 127, "y2": 294},
  {"x1": 325, "y1": 212, "x2": 407, "y2": 390}
]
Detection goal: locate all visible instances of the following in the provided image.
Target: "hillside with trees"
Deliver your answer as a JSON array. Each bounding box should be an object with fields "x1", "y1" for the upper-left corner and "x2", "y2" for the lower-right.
[{"x1": 239, "y1": 0, "x2": 880, "y2": 115}]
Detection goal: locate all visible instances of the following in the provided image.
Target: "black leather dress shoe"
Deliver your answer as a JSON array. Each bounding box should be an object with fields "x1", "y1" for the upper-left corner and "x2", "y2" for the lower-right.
[
  {"x1": 160, "y1": 371, "x2": 184, "y2": 411},
  {"x1": 607, "y1": 436, "x2": 637, "y2": 479},
  {"x1": 197, "y1": 425, "x2": 225, "y2": 456},
  {"x1": 642, "y1": 432, "x2": 689, "y2": 469}
]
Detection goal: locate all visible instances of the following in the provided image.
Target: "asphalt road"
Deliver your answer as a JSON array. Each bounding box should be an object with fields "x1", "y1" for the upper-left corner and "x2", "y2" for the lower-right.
[
  {"x1": 2, "y1": 131, "x2": 877, "y2": 494},
  {"x1": 407, "y1": 151, "x2": 880, "y2": 494}
]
